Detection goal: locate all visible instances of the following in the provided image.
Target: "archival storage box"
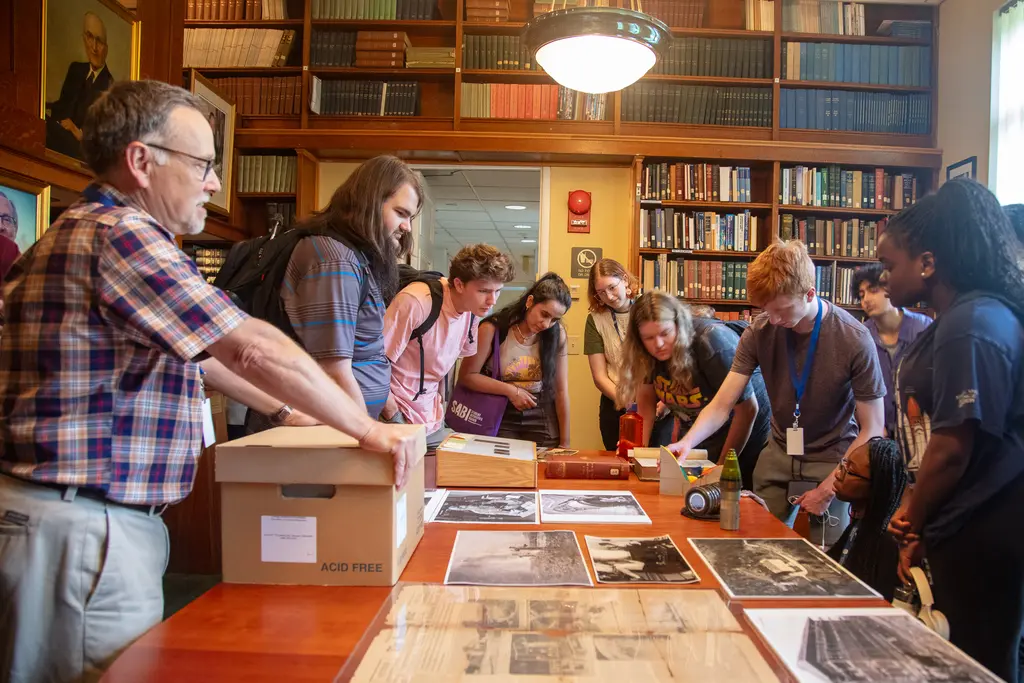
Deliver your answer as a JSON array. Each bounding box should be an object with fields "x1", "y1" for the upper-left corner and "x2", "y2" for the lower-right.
[
  {"x1": 216, "y1": 424, "x2": 426, "y2": 587},
  {"x1": 435, "y1": 433, "x2": 537, "y2": 488}
]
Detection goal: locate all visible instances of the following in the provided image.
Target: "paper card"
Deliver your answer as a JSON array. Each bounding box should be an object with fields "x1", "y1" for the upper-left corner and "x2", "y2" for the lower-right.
[
  {"x1": 202, "y1": 398, "x2": 216, "y2": 448},
  {"x1": 261, "y1": 515, "x2": 317, "y2": 564},
  {"x1": 395, "y1": 492, "x2": 407, "y2": 549}
]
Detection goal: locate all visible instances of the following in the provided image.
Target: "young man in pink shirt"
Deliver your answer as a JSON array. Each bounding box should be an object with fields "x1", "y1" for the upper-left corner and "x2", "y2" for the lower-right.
[{"x1": 382, "y1": 244, "x2": 516, "y2": 446}]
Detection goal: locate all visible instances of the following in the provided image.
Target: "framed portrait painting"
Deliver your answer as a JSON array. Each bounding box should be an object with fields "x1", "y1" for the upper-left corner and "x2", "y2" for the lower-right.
[
  {"x1": 42, "y1": 0, "x2": 140, "y2": 165},
  {"x1": 0, "y1": 174, "x2": 51, "y2": 256},
  {"x1": 946, "y1": 156, "x2": 978, "y2": 182},
  {"x1": 189, "y1": 71, "x2": 236, "y2": 215}
]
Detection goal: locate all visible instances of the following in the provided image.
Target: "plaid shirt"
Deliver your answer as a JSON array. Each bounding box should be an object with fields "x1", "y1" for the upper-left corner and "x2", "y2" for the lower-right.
[{"x1": 0, "y1": 183, "x2": 246, "y2": 504}]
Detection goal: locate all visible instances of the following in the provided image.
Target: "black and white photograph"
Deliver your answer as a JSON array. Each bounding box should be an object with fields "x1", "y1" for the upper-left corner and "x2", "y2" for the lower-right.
[
  {"x1": 689, "y1": 538, "x2": 877, "y2": 599},
  {"x1": 444, "y1": 530, "x2": 593, "y2": 587},
  {"x1": 539, "y1": 490, "x2": 652, "y2": 524},
  {"x1": 509, "y1": 633, "x2": 592, "y2": 676},
  {"x1": 423, "y1": 489, "x2": 446, "y2": 522},
  {"x1": 585, "y1": 536, "x2": 699, "y2": 584},
  {"x1": 432, "y1": 491, "x2": 539, "y2": 524},
  {"x1": 746, "y1": 608, "x2": 1002, "y2": 683}
]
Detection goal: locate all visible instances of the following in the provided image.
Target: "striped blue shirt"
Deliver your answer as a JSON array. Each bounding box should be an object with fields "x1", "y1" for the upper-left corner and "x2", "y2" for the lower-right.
[{"x1": 281, "y1": 235, "x2": 390, "y2": 417}]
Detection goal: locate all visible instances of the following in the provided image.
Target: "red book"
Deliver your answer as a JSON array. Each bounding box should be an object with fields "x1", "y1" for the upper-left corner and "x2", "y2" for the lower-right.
[{"x1": 545, "y1": 454, "x2": 630, "y2": 480}]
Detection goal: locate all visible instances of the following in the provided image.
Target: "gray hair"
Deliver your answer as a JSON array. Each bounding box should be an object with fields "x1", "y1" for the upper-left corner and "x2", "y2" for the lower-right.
[
  {"x1": 81, "y1": 80, "x2": 203, "y2": 175},
  {"x1": 0, "y1": 190, "x2": 18, "y2": 228}
]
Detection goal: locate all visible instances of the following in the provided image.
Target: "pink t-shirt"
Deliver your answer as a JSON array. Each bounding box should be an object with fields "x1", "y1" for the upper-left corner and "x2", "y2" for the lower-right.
[{"x1": 384, "y1": 279, "x2": 478, "y2": 433}]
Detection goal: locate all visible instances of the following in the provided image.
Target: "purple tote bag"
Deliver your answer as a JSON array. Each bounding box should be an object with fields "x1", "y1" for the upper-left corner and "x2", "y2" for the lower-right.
[{"x1": 445, "y1": 330, "x2": 508, "y2": 436}]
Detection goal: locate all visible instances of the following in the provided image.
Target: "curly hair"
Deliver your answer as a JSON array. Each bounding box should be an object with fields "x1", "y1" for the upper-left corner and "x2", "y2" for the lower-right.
[
  {"x1": 850, "y1": 263, "x2": 885, "y2": 303},
  {"x1": 587, "y1": 258, "x2": 640, "y2": 312},
  {"x1": 884, "y1": 178, "x2": 1024, "y2": 308},
  {"x1": 616, "y1": 291, "x2": 695, "y2": 410},
  {"x1": 746, "y1": 240, "x2": 816, "y2": 306},
  {"x1": 449, "y1": 244, "x2": 516, "y2": 284}
]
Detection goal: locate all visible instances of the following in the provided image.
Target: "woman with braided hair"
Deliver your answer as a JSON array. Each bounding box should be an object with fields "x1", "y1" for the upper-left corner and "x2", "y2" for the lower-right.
[
  {"x1": 881, "y1": 178, "x2": 1024, "y2": 682},
  {"x1": 829, "y1": 437, "x2": 906, "y2": 601}
]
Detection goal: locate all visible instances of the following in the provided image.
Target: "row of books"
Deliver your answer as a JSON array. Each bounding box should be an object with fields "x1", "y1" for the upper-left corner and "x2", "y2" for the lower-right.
[
  {"x1": 238, "y1": 155, "x2": 297, "y2": 194},
  {"x1": 206, "y1": 76, "x2": 301, "y2": 115},
  {"x1": 354, "y1": 30, "x2": 411, "y2": 68},
  {"x1": 642, "y1": 257, "x2": 749, "y2": 302},
  {"x1": 782, "y1": 0, "x2": 866, "y2": 36},
  {"x1": 309, "y1": 79, "x2": 420, "y2": 116},
  {"x1": 780, "y1": 166, "x2": 919, "y2": 211},
  {"x1": 641, "y1": 164, "x2": 756, "y2": 203},
  {"x1": 834, "y1": 266, "x2": 864, "y2": 306},
  {"x1": 622, "y1": 85, "x2": 772, "y2": 128},
  {"x1": 641, "y1": 0, "x2": 706, "y2": 28},
  {"x1": 186, "y1": 0, "x2": 283, "y2": 20},
  {"x1": 465, "y1": 0, "x2": 510, "y2": 23},
  {"x1": 460, "y1": 83, "x2": 607, "y2": 121},
  {"x1": 780, "y1": 89, "x2": 931, "y2": 135},
  {"x1": 190, "y1": 246, "x2": 230, "y2": 284},
  {"x1": 640, "y1": 210, "x2": 760, "y2": 253},
  {"x1": 310, "y1": 31, "x2": 358, "y2": 66},
  {"x1": 783, "y1": 43, "x2": 932, "y2": 88},
  {"x1": 311, "y1": 0, "x2": 435, "y2": 20},
  {"x1": 650, "y1": 38, "x2": 773, "y2": 79},
  {"x1": 532, "y1": 0, "x2": 610, "y2": 16},
  {"x1": 779, "y1": 214, "x2": 883, "y2": 259},
  {"x1": 406, "y1": 47, "x2": 456, "y2": 68},
  {"x1": 813, "y1": 263, "x2": 835, "y2": 301},
  {"x1": 744, "y1": 0, "x2": 775, "y2": 31},
  {"x1": 183, "y1": 28, "x2": 296, "y2": 68},
  {"x1": 463, "y1": 35, "x2": 537, "y2": 71}
]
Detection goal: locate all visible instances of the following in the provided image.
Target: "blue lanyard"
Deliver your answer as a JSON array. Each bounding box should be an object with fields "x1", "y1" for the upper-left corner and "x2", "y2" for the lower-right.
[{"x1": 787, "y1": 298, "x2": 823, "y2": 423}]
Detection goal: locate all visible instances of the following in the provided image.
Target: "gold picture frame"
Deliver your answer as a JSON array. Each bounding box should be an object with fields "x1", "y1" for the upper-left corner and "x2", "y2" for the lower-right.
[
  {"x1": 188, "y1": 70, "x2": 237, "y2": 216},
  {"x1": 40, "y1": 0, "x2": 141, "y2": 169},
  {"x1": 0, "y1": 172, "x2": 52, "y2": 255}
]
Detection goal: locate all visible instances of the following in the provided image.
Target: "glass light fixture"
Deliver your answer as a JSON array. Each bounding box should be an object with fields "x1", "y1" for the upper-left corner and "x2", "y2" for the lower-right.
[{"x1": 523, "y1": 5, "x2": 671, "y2": 95}]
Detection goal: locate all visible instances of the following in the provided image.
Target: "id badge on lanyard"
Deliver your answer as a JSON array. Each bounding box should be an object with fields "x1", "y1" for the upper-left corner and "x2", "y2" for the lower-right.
[{"x1": 786, "y1": 299, "x2": 823, "y2": 456}]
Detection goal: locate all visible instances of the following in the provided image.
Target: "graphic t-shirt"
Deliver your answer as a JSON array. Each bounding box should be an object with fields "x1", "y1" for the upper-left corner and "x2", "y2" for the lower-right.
[
  {"x1": 895, "y1": 292, "x2": 1024, "y2": 545},
  {"x1": 651, "y1": 318, "x2": 771, "y2": 460}
]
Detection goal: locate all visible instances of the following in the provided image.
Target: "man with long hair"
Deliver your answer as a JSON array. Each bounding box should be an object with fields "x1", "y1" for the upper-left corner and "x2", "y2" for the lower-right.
[{"x1": 271, "y1": 155, "x2": 424, "y2": 421}]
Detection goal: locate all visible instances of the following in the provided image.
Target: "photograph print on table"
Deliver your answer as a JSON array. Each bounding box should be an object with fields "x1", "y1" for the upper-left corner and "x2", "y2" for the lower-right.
[
  {"x1": 445, "y1": 530, "x2": 593, "y2": 587},
  {"x1": 432, "y1": 491, "x2": 539, "y2": 524},
  {"x1": 539, "y1": 490, "x2": 652, "y2": 524},
  {"x1": 585, "y1": 536, "x2": 699, "y2": 584},
  {"x1": 745, "y1": 607, "x2": 1002, "y2": 683},
  {"x1": 688, "y1": 538, "x2": 877, "y2": 599},
  {"x1": 423, "y1": 489, "x2": 447, "y2": 522}
]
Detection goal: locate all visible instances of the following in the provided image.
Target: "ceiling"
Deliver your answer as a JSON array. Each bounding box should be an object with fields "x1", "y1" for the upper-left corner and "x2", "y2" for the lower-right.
[{"x1": 419, "y1": 168, "x2": 540, "y2": 277}]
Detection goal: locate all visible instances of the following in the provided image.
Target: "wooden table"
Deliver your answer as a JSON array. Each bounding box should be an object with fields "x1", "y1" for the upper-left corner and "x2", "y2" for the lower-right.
[{"x1": 101, "y1": 455, "x2": 885, "y2": 683}]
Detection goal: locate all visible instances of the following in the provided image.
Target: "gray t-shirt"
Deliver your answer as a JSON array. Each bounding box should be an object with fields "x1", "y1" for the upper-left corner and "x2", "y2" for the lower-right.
[{"x1": 732, "y1": 301, "x2": 885, "y2": 462}]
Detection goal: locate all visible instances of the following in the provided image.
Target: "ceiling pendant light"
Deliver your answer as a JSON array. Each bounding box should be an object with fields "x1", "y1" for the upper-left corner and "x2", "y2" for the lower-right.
[{"x1": 523, "y1": 2, "x2": 671, "y2": 95}]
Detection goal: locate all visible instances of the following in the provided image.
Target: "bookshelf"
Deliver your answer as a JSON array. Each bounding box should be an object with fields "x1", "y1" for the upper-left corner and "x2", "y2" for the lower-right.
[{"x1": 176, "y1": 0, "x2": 941, "y2": 244}]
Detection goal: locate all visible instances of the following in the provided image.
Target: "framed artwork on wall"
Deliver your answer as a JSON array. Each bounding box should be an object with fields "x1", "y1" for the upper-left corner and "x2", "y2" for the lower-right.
[
  {"x1": 41, "y1": 0, "x2": 141, "y2": 165},
  {"x1": 946, "y1": 156, "x2": 978, "y2": 182},
  {"x1": 188, "y1": 70, "x2": 236, "y2": 216},
  {"x1": 0, "y1": 173, "x2": 52, "y2": 256}
]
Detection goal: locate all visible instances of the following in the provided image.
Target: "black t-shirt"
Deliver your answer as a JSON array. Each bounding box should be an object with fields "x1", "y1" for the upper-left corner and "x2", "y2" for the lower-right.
[
  {"x1": 896, "y1": 292, "x2": 1024, "y2": 545},
  {"x1": 652, "y1": 317, "x2": 772, "y2": 460}
]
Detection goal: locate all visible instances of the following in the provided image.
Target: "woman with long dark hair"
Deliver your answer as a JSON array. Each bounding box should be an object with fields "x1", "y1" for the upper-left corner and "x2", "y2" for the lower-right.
[
  {"x1": 883, "y1": 178, "x2": 1024, "y2": 682},
  {"x1": 457, "y1": 273, "x2": 572, "y2": 447},
  {"x1": 616, "y1": 292, "x2": 771, "y2": 488},
  {"x1": 829, "y1": 437, "x2": 907, "y2": 601}
]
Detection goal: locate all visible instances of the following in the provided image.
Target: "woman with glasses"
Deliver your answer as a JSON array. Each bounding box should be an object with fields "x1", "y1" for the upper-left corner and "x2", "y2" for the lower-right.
[
  {"x1": 584, "y1": 259, "x2": 673, "y2": 450},
  {"x1": 830, "y1": 437, "x2": 907, "y2": 601}
]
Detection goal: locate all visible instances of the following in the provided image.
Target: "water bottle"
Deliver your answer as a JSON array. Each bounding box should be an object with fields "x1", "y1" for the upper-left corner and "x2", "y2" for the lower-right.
[
  {"x1": 617, "y1": 403, "x2": 644, "y2": 458},
  {"x1": 719, "y1": 449, "x2": 741, "y2": 531}
]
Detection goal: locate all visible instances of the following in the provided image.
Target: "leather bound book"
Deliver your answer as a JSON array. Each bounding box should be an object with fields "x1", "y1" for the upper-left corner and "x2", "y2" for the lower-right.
[{"x1": 544, "y1": 454, "x2": 630, "y2": 480}]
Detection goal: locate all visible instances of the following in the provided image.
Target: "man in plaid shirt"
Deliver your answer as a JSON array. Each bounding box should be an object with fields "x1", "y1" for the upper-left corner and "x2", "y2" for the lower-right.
[{"x1": 0, "y1": 81, "x2": 422, "y2": 683}]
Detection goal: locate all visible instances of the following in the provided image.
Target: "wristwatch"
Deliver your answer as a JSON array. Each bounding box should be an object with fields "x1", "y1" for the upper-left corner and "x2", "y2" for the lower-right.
[{"x1": 269, "y1": 404, "x2": 293, "y2": 426}]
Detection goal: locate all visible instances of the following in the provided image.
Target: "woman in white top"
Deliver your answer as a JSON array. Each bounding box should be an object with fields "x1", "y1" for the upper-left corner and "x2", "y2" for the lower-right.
[
  {"x1": 457, "y1": 273, "x2": 572, "y2": 448},
  {"x1": 585, "y1": 259, "x2": 673, "y2": 450}
]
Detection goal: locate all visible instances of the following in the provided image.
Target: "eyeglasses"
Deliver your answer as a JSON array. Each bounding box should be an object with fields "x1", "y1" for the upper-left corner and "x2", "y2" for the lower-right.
[
  {"x1": 597, "y1": 279, "x2": 623, "y2": 296},
  {"x1": 146, "y1": 143, "x2": 215, "y2": 181},
  {"x1": 0, "y1": 214, "x2": 15, "y2": 227},
  {"x1": 837, "y1": 459, "x2": 869, "y2": 481}
]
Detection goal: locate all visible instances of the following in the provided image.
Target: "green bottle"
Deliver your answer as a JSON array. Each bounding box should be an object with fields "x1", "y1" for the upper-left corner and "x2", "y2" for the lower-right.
[{"x1": 719, "y1": 449, "x2": 741, "y2": 531}]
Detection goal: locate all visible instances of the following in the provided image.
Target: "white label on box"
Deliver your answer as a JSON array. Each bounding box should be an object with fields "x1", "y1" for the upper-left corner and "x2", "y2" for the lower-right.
[
  {"x1": 202, "y1": 398, "x2": 216, "y2": 448},
  {"x1": 261, "y1": 515, "x2": 317, "y2": 564},
  {"x1": 395, "y1": 493, "x2": 407, "y2": 549}
]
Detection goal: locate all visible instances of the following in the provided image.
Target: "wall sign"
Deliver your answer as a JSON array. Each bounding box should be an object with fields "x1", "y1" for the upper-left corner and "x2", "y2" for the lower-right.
[{"x1": 571, "y1": 247, "x2": 602, "y2": 279}]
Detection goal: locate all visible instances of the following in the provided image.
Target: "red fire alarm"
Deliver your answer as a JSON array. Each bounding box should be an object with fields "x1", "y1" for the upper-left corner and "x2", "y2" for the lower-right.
[{"x1": 567, "y1": 189, "x2": 592, "y2": 234}]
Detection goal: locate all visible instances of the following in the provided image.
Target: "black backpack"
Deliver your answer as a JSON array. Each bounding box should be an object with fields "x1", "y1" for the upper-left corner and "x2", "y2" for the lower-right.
[
  {"x1": 396, "y1": 263, "x2": 475, "y2": 400},
  {"x1": 215, "y1": 228, "x2": 370, "y2": 341},
  {"x1": 723, "y1": 318, "x2": 750, "y2": 339}
]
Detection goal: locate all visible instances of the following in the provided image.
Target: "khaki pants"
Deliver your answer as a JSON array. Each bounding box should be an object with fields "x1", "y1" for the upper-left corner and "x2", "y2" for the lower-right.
[
  {"x1": 0, "y1": 475, "x2": 169, "y2": 683},
  {"x1": 752, "y1": 438, "x2": 851, "y2": 548}
]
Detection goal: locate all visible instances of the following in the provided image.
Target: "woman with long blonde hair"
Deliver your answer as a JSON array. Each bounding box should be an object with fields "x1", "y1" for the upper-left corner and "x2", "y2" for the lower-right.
[
  {"x1": 617, "y1": 292, "x2": 771, "y2": 487},
  {"x1": 585, "y1": 258, "x2": 673, "y2": 450}
]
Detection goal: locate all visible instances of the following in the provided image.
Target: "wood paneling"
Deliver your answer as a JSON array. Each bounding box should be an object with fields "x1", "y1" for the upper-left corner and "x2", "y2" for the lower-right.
[{"x1": 296, "y1": 149, "x2": 319, "y2": 218}]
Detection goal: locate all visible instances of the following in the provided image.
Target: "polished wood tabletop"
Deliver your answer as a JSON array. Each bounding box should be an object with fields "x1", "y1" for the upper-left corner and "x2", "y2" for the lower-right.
[{"x1": 101, "y1": 453, "x2": 885, "y2": 683}]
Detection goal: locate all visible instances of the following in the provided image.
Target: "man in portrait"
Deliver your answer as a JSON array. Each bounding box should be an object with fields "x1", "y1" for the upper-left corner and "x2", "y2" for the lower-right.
[
  {"x1": 0, "y1": 190, "x2": 18, "y2": 243},
  {"x1": 46, "y1": 11, "x2": 115, "y2": 160}
]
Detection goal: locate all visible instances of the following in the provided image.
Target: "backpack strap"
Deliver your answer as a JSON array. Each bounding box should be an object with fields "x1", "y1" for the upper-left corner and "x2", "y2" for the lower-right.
[{"x1": 410, "y1": 279, "x2": 445, "y2": 401}]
